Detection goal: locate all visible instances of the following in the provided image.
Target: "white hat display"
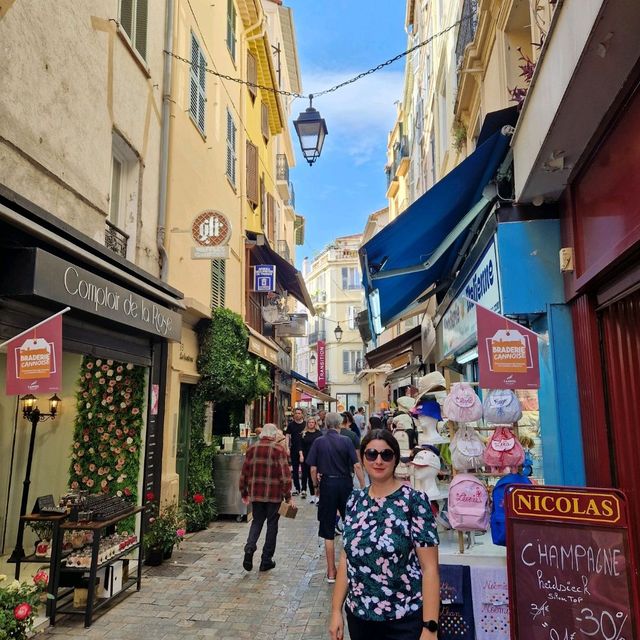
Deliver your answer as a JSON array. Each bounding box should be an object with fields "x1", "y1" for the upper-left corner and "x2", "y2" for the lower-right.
[
  {"x1": 396, "y1": 396, "x2": 417, "y2": 413},
  {"x1": 392, "y1": 413, "x2": 414, "y2": 431},
  {"x1": 412, "y1": 449, "x2": 441, "y2": 469},
  {"x1": 416, "y1": 372, "x2": 447, "y2": 400},
  {"x1": 412, "y1": 452, "x2": 448, "y2": 500}
]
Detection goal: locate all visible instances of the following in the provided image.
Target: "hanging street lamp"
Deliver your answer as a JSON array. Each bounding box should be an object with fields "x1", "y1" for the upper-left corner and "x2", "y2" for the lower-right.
[
  {"x1": 334, "y1": 323, "x2": 344, "y2": 343},
  {"x1": 293, "y1": 95, "x2": 328, "y2": 166},
  {"x1": 310, "y1": 352, "x2": 317, "y2": 367}
]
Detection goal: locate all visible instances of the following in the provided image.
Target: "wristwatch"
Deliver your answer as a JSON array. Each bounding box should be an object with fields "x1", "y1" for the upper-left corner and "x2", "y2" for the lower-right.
[{"x1": 422, "y1": 620, "x2": 439, "y2": 633}]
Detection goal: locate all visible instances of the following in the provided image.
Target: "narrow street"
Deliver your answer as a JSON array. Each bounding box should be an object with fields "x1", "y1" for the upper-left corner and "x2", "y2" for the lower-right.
[{"x1": 43, "y1": 500, "x2": 335, "y2": 640}]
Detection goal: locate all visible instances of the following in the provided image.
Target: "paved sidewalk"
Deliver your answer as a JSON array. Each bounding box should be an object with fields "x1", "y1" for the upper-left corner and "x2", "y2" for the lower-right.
[{"x1": 43, "y1": 498, "x2": 339, "y2": 640}]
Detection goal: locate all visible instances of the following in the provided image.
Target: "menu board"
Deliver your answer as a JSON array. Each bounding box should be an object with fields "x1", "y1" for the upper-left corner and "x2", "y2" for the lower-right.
[{"x1": 506, "y1": 486, "x2": 638, "y2": 640}]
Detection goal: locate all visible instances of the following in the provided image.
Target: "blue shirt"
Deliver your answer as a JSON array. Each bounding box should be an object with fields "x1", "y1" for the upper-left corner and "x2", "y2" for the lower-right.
[{"x1": 306, "y1": 429, "x2": 357, "y2": 477}]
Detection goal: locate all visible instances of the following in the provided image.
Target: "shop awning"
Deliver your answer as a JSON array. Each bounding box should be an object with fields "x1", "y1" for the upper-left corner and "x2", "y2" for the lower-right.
[
  {"x1": 246, "y1": 324, "x2": 279, "y2": 366},
  {"x1": 290, "y1": 369, "x2": 317, "y2": 386},
  {"x1": 247, "y1": 233, "x2": 315, "y2": 314},
  {"x1": 294, "y1": 380, "x2": 336, "y2": 403},
  {"x1": 359, "y1": 130, "x2": 511, "y2": 335},
  {"x1": 365, "y1": 325, "x2": 421, "y2": 369}
]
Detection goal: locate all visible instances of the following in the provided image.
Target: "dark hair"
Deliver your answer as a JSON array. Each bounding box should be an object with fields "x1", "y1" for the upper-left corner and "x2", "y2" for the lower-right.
[
  {"x1": 368, "y1": 416, "x2": 383, "y2": 430},
  {"x1": 341, "y1": 411, "x2": 354, "y2": 425},
  {"x1": 360, "y1": 429, "x2": 401, "y2": 469}
]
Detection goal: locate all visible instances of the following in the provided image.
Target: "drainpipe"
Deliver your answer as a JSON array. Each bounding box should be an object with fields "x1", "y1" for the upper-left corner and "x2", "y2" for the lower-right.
[{"x1": 157, "y1": 0, "x2": 174, "y2": 281}]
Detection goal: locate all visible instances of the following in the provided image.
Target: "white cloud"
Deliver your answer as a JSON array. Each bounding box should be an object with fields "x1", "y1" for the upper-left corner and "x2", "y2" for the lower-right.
[{"x1": 294, "y1": 68, "x2": 404, "y2": 166}]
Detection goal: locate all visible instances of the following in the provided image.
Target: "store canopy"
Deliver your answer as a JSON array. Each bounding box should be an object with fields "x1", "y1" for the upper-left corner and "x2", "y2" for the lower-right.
[
  {"x1": 290, "y1": 369, "x2": 317, "y2": 386},
  {"x1": 365, "y1": 325, "x2": 421, "y2": 369},
  {"x1": 294, "y1": 380, "x2": 336, "y2": 403},
  {"x1": 359, "y1": 130, "x2": 511, "y2": 335},
  {"x1": 247, "y1": 233, "x2": 315, "y2": 314}
]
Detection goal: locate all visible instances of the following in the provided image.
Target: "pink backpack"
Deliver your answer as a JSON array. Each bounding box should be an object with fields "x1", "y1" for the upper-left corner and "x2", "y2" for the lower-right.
[
  {"x1": 443, "y1": 382, "x2": 483, "y2": 422},
  {"x1": 482, "y1": 426, "x2": 524, "y2": 469},
  {"x1": 447, "y1": 473, "x2": 489, "y2": 531}
]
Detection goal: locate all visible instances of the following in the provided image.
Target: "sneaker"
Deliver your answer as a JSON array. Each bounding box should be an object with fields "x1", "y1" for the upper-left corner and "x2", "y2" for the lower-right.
[
  {"x1": 300, "y1": 491, "x2": 307, "y2": 499},
  {"x1": 259, "y1": 559, "x2": 276, "y2": 572},
  {"x1": 291, "y1": 490, "x2": 299, "y2": 496},
  {"x1": 243, "y1": 551, "x2": 254, "y2": 572}
]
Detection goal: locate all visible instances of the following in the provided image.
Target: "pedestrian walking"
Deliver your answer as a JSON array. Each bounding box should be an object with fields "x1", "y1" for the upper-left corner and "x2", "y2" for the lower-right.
[
  {"x1": 300, "y1": 416, "x2": 323, "y2": 502},
  {"x1": 368, "y1": 415, "x2": 383, "y2": 431},
  {"x1": 285, "y1": 407, "x2": 306, "y2": 495},
  {"x1": 239, "y1": 423, "x2": 293, "y2": 573},
  {"x1": 354, "y1": 407, "x2": 366, "y2": 434},
  {"x1": 329, "y1": 428, "x2": 440, "y2": 640},
  {"x1": 341, "y1": 410, "x2": 361, "y2": 441},
  {"x1": 306, "y1": 412, "x2": 365, "y2": 583},
  {"x1": 317, "y1": 409, "x2": 327, "y2": 433}
]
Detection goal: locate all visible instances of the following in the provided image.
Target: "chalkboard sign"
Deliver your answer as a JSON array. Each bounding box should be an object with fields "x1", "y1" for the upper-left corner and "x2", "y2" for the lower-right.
[{"x1": 506, "y1": 486, "x2": 639, "y2": 640}]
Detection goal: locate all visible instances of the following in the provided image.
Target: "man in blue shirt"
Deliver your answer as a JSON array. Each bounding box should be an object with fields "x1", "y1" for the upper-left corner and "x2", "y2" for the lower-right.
[{"x1": 307, "y1": 412, "x2": 365, "y2": 583}]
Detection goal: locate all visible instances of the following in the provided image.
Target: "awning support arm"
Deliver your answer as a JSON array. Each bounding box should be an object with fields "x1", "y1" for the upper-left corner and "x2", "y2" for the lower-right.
[{"x1": 369, "y1": 195, "x2": 493, "y2": 282}]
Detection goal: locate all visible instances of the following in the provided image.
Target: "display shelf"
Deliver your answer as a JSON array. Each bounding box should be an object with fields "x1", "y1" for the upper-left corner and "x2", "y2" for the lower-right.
[
  {"x1": 55, "y1": 577, "x2": 138, "y2": 615},
  {"x1": 60, "y1": 543, "x2": 140, "y2": 572}
]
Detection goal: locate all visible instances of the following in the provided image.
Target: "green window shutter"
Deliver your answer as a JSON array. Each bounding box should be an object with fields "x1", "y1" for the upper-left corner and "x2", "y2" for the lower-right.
[
  {"x1": 134, "y1": 0, "x2": 148, "y2": 59},
  {"x1": 226, "y1": 110, "x2": 236, "y2": 183},
  {"x1": 189, "y1": 34, "x2": 206, "y2": 134},
  {"x1": 211, "y1": 259, "x2": 226, "y2": 309},
  {"x1": 120, "y1": 0, "x2": 134, "y2": 40},
  {"x1": 226, "y1": 0, "x2": 236, "y2": 62},
  {"x1": 198, "y1": 49, "x2": 206, "y2": 132}
]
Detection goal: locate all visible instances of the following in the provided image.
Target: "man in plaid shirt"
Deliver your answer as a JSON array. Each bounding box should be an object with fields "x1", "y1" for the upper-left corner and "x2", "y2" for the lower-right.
[{"x1": 239, "y1": 423, "x2": 294, "y2": 572}]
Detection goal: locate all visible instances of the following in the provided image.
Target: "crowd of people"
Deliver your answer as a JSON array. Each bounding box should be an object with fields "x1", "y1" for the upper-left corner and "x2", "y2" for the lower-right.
[{"x1": 238, "y1": 405, "x2": 441, "y2": 640}]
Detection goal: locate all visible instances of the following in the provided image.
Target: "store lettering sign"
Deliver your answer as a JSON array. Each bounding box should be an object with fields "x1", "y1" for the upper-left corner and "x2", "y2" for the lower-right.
[
  {"x1": 192, "y1": 210, "x2": 231, "y2": 247},
  {"x1": 30, "y1": 250, "x2": 181, "y2": 341},
  {"x1": 442, "y1": 240, "x2": 501, "y2": 356},
  {"x1": 317, "y1": 340, "x2": 326, "y2": 389}
]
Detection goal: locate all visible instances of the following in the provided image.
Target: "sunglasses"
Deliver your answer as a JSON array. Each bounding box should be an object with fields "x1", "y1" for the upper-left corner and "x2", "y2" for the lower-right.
[{"x1": 364, "y1": 448, "x2": 395, "y2": 463}]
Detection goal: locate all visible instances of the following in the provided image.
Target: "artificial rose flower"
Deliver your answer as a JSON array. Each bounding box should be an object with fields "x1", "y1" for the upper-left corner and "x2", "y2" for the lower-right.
[
  {"x1": 86, "y1": 362, "x2": 94, "y2": 370},
  {"x1": 176, "y1": 528, "x2": 186, "y2": 538},
  {"x1": 120, "y1": 402, "x2": 127, "y2": 409},
  {"x1": 106, "y1": 396, "x2": 113, "y2": 403},
  {"x1": 116, "y1": 428, "x2": 123, "y2": 437},
  {"x1": 116, "y1": 490, "x2": 123, "y2": 497},
  {"x1": 124, "y1": 393, "x2": 131, "y2": 400},
  {"x1": 96, "y1": 359, "x2": 102, "y2": 366},
  {"x1": 14, "y1": 602, "x2": 32, "y2": 621},
  {"x1": 82, "y1": 476, "x2": 88, "y2": 483},
  {"x1": 149, "y1": 517, "x2": 156, "y2": 524},
  {"x1": 132, "y1": 407, "x2": 140, "y2": 415},
  {"x1": 107, "y1": 474, "x2": 114, "y2": 481},
  {"x1": 126, "y1": 387, "x2": 132, "y2": 393},
  {"x1": 107, "y1": 369, "x2": 114, "y2": 377},
  {"x1": 74, "y1": 463, "x2": 81, "y2": 473},
  {"x1": 107, "y1": 359, "x2": 113, "y2": 365},
  {"x1": 146, "y1": 491, "x2": 155, "y2": 501},
  {"x1": 87, "y1": 413, "x2": 93, "y2": 419},
  {"x1": 126, "y1": 437, "x2": 133, "y2": 445},
  {"x1": 85, "y1": 402, "x2": 91, "y2": 409},
  {"x1": 85, "y1": 373, "x2": 92, "y2": 379},
  {"x1": 71, "y1": 481, "x2": 79, "y2": 489},
  {"x1": 88, "y1": 448, "x2": 95, "y2": 455},
  {"x1": 109, "y1": 405, "x2": 115, "y2": 411},
  {"x1": 126, "y1": 363, "x2": 134, "y2": 370},
  {"x1": 101, "y1": 400, "x2": 107, "y2": 406},
  {"x1": 99, "y1": 378, "x2": 106, "y2": 385},
  {"x1": 33, "y1": 570, "x2": 48, "y2": 587},
  {"x1": 89, "y1": 463, "x2": 96, "y2": 472},
  {"x1": 117, "y1": 365, "x2": 123, "y2": 373},
  {"x1": 123, "y1": 487, "x2": 132, "y2": 497},
  {"x1": 193, "y1": 493, "x2": 205, "y2": 504},
  {"x1": 82, "y1": 391, "x2": 89, "y2": 399},
  {"x1": 101, "y1": 364, "x2": 109, "y2": 372},
  {"x1": 86, "y1": 479, "x2": 94, "y2": 488},
  {"x1": 73, "y1": 442, "x2": 80, "y2": 449},
  {"x1": 101, "y1": 452, "x2": 108, "y2": 459},
  {"x1": 83, "y1": 435, "x2": 89, "y2": 442},
  {"x1": 116, "y1": 375, "x2": 122, "y2": 381},
  {"x1": 101, "y1": 480, "x2": 108, "y2": 489},
  {"x1": 95, "y1": 372, "x2": 101, "y2": 378},
  {"x1": 129, "y1": 446, "x2": 137, "y2": 453},
  {"x1": 97, "y1": 427, "x2": 104, "y2": 433}
]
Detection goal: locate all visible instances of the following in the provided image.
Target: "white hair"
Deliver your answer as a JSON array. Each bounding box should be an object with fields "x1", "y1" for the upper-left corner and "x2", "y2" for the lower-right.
[
  {"x1": 260, "y1": 423, "x2": 278, "y2": 438},
  {"x1": 324, "y1": 412, "x2": 342, "y2": 430}
]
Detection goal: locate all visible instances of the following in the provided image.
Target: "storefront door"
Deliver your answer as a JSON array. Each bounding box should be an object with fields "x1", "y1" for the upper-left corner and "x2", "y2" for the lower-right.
[{"x1": 176, "y1": 383, "x2": 193, "y2": 501}]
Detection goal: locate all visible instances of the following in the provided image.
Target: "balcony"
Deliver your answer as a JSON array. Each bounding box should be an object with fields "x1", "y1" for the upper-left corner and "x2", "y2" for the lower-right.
[
  {"x1": 393, "y1": 136, "x2": 409, "y2": 177},
  {"x1": 105, "y1": 220, "x2": 128, "y2": 258},
  {"x1": 277, "y1": 239, "x2": 292, "y2": 264},
  {"x1": 308, "y1": 329, "x2": 326, "y2": 345},
  {"x1": 456, "y1": 0, "x2": 479, "y2": 68},
  {"x1": 276, "y1": 154, "x2": 291, "y2": 202},
  {"x1": 287, "y1": 181, "x2": 295, "y2": 209},
  {"x1": 311, "y1": 290, "x2": 327, "y2": 304}
]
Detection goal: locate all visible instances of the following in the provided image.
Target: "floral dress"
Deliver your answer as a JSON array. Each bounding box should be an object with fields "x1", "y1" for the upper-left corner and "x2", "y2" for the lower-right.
[{"x1": 343, "y1": 484, "x2": 439, "y2": 621}]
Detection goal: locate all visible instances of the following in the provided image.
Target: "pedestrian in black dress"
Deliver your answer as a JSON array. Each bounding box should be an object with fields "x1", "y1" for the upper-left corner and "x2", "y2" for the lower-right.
[{"x1": 300, "y1": 416, "x2": 323, "y2": 502}]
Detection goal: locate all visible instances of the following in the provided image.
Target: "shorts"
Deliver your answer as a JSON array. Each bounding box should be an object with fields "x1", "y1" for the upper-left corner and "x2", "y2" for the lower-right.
[
  {"x1": 346, "y1": 610, "x2": 423, "y2": 640},
  {"x1": 317, "y1": 476, "x2": 352, "y2": 540}
]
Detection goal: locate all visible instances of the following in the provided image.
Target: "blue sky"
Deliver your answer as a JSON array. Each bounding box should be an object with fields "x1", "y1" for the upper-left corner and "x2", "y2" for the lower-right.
[{"x1": 286, "y1": 1, "x2": 407, "y2": 267}]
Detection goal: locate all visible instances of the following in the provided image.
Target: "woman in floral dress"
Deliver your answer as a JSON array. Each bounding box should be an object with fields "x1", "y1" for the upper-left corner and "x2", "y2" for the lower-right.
[{"x1": 329, "y1": 429, "x2": 440, "y2": 640}]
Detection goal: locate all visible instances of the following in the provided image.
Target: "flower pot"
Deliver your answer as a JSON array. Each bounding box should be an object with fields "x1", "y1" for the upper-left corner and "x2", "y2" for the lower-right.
[
  {"x1": 163, "y1": 547, "x2": 173, "y2": 560},
  {"x1": 144, "y1": 548, "x2": 164, "y2": 566}
]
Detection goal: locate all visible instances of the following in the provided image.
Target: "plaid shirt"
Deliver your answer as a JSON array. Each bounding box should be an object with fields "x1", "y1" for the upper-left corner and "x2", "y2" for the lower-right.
[{"x1": 239, "y1": 438, "x2": 292, "y2": 503}]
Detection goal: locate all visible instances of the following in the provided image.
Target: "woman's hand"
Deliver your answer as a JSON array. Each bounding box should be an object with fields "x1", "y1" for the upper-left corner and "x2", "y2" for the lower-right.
[{"x1": 329, "y1": 610, "x2": 344, "y2": 640}]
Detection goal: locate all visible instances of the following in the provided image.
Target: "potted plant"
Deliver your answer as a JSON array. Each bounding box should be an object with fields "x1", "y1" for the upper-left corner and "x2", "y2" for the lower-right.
[
  {"x1": 27, "y1": 521, "x2": 55, "y2": 559},
  {"x1": 0, "y1": 571, "x2": 49, "y2": 640},
  {"x1": 143, "y1": 496, "x2": 185, "y2": 566}
]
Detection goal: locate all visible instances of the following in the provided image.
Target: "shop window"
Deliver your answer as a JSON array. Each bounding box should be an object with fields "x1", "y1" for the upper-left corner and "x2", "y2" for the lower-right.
[
  {"x1": 226, "y1": 0, "x2": 236, "y2": 63},
  {"x1": 226, "y1": 109, "x2": 237, "y2": 186},
  {"x1": 211, "y1": 258, "x2": 226, "y2": 309},
  {"x1": 189, "y1": 33, "x2": 206, "y2": 135},
  {"x1": 341, "y1": 267, "x2": 360, "y2": 290},
  {"x1": 120, "y1": 0, "x2": 148, "y2": 60}
]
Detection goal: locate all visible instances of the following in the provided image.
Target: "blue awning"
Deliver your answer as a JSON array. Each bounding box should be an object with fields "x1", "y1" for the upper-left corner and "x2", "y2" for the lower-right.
[
  {"x1": 360, "y1": 130, "x2": 511, "y2": 335},
  {"x1": 290, "y1": 369, "x2": 317, "y2": 387}
]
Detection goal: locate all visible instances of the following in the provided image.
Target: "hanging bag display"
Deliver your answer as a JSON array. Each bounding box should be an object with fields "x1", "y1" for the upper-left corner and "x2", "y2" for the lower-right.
[
  {"x1": 482, "y1": 389, "x2": 522, "y2": 424},
  {"x1": 482, "y1": 426, "x2": 524, "y2": 469},
  {"x1": 447, "y1": 474, "x2": 489, "y2": 532},
  {"x1": 443, "y1": 383, "x2": 483, "y2": 423},
  {"x1": 450, "y1": 425, "x2": 485, "y2": 471}
]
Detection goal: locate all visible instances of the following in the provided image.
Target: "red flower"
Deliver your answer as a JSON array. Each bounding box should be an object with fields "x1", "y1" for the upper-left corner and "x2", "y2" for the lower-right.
[
  {"x1": 146, "y1": 491, "x2": 155, "y2": 501},
  {"x1": 193, "y1": 493, "x2": 205, "y2": 504},
  {"x1": 14, "y1": 602, "x2": 32, "y2": 621},
  {"x1": 33, "y1": 570, "x2": 49, "y2": 587}
]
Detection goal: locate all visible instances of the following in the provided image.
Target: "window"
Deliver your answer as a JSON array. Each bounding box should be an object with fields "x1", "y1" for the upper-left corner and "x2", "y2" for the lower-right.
[
  {"x1": 343, "y1": 350, "x2": 363, "y2": 374},
  {"x1": 247, "y1": 52, "x2": 257, "y2": 101},
  {"x1": 347, "y1": 306, "x2": 359, "y2": 330},
  {"x1": 120, "y1": 0, "x2": 148, "y2": 59},
  {"x1": 226, "y1": 110, "x2": 237, "y2": 185},
  {"x1": 246, "y1": 141, "x2": 259, "y2": 206},
  {"x1": 189, "y1": 34, "x2": 206, "y2": 134},
  {"x1": 266, "y1": 193, "x2": 275, "y2": 243},
  {"x1": 226, "y1": 0, "x2": 236, "y2": 63},
  {"x1": 341, "y1": 267, "x2": 360, "y2": 290},
  {"x1": 109, "y1": 156, "x2": 123, "y2": 225},
  {"x1": 261, "y1": 102, "x2": 270, "y2": 141},
  {"x1": 211, "y1": 258, "x2": 226, "y2": 309}
]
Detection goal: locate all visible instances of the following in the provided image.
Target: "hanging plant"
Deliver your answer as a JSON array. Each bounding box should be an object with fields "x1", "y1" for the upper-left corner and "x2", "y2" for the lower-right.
[
  {"x1": 68, "y1": 357, "x2": 146, "y2": 516},
  {"x1": 451, "y1": 118, "x2": 468, "y2": 153}
]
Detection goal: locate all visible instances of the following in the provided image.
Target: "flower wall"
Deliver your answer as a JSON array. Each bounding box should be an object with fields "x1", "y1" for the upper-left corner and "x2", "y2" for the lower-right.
[{"x1": 69, "y1": 357, "x2": 146, "y2": 506}]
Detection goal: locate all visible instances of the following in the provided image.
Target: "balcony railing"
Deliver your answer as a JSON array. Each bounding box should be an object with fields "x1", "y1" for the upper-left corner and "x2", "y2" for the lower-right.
[
  {"x1": 312, "y1": 290, "x2": 327, "y2": 304},
  {"x1": 105, "y1": 220, "x2": 129, "y2": 258},
  {"x1": 276, "y1": 153, "x2": 289, "y2": 182},
  {"x1": 456, "y1": 0, "x2": 479, "y2": 68},
  {"x1": 277, "y1": 239, "x2": 292, "y2": 264},
  {"x1": 308, "y1": 329, "x2": 326, "y2": 345}
]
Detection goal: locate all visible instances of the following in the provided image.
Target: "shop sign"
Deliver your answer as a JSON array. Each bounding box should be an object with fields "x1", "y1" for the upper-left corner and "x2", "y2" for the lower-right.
[
  {"x1": 191, "y1": 246, "x2": 230, "y2": 260},
  {"x1": 506, "y1": 485, "x2": 638, "y2": 640},
  {"x1": 317, "y1": 340, "x2": 326, "y2": 389},
  {"x1": 442, "y1": 240, "x2": 501, "y2": 355},
  {"x1": 274, "y1": 313, "x2": 307, "y2": 338},
  {"x1": 248, "y1": 334, "x2": 278, "y2": 366},
  {"x1": 191, "y1": 210, "x2": 231, "y2": 247},
  {"x1": 254, "y1": 265, "x2": 276, "y2": 292},
  {"x1": 24, "y1": 249, "x2": 182, "y2": 341},
  {"x1": 476, "y1": 303, "x2": 539, "y2": 389},
  {"x1": 4, "y1": 310, "x2": 66, "y2": 395},
  {"x1": 421, "y1": 314, "x2": 436, "y2": 360}
]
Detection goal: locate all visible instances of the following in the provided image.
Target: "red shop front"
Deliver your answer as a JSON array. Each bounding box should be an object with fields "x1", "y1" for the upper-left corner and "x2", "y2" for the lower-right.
[{"x1": 562, "y1": 73, "x2": 640, "y2": 599}]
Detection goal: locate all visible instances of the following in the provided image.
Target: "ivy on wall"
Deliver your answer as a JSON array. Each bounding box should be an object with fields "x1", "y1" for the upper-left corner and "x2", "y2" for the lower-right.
[{"x1": 69, "y1": 357, "x2": 146, "y2": 514}]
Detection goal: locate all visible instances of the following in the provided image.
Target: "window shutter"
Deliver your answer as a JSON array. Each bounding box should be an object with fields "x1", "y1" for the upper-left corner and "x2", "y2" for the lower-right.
[
  {"x1": 341, "y1": 268, "x2": 348, "y2": 290},
  {"x1": 343, "y1": 351, "x2": 350, "y2": 374},
  {"x1": 120, "y1": 0, "x2": 133, "y2": 40},
  {"x1": 190, "y1": 35, "x2": 199, "y2": 123},
  {"x1": 226, "y1": 110, "x2": 236, "y2": 184},
  {"x1": 197, "y1": 49, "x2": 206, "y2": 132},
  {"x1": 211, "y1": 259, "x2": 226, "y2": 309},
  {"x1": 267, "y1": 193, "x2": 275, "y2": 242},
  {"x1": 247, "y1": 52, "x2": 257, "y2": 100},
  {"x1": 246, "y1": 141, "x2": 258, "y2": 206},
  {"x1": 227, "y1": 0, "x2": 236, "y2": 61},
  {"x1": 134, "y1": 0, "x2": 148, "y2": 59},
  {"x1": 261, "y1": 102, "x2": 270, "y2": 141},
  {"x1": 260, "y1": 175, "x2": 266, "y2": 230}
]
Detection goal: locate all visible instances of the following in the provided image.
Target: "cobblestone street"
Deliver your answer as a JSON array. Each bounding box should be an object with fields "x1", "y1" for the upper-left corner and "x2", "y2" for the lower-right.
[{"x1": 43, "y1": 500, "x2": 337, "y2": 640}]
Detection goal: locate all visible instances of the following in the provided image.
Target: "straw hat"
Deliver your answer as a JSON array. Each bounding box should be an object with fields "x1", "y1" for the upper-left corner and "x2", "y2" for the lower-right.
[
  {"x1": 396, "y1": 395, "x2": 417, "y2": 413},
  {"x1": 416, "y1": 372, "x2": 446, "y2": 399}
]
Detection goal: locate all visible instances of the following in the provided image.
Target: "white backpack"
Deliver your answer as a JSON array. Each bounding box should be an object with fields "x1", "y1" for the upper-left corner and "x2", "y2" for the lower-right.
[{"x1": 450, "y1": 425, "x2": 485, "y2": 471}]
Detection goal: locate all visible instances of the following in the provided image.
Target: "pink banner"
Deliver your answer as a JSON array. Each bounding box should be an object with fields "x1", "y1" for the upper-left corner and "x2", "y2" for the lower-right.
[
  {"x1": 6, "y1": 313, "x2": 63, "y2": 395},
  {"x1": 317, "y1": 340, "x2": 326, "y2": 389},
  {"x1": 476, "y1": 304, "x2": 540, "y2": 389}
]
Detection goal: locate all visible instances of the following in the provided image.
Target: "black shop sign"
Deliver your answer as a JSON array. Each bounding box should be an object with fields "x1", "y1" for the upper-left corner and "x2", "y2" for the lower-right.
[{"x1": 506, "y1": 485, "x2": 639, "y2": 640}]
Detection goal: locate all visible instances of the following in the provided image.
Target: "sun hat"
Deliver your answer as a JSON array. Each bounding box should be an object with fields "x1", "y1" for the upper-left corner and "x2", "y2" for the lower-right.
[
  {"x1": 416, "y1": 371, "x2": 447, "y2": 400},
  {"x1": 392, "y1": 413, "x2": 414, "y2": 431},
  {"x1": 415, "y1": 400, "x2": 442, "y2": 421},
  {"x1": 412, "y1": 449, "x2": 441, "y2": 469},
  {"x1": 396, "y1": 396, "x2": 417, "y2": 413}
]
